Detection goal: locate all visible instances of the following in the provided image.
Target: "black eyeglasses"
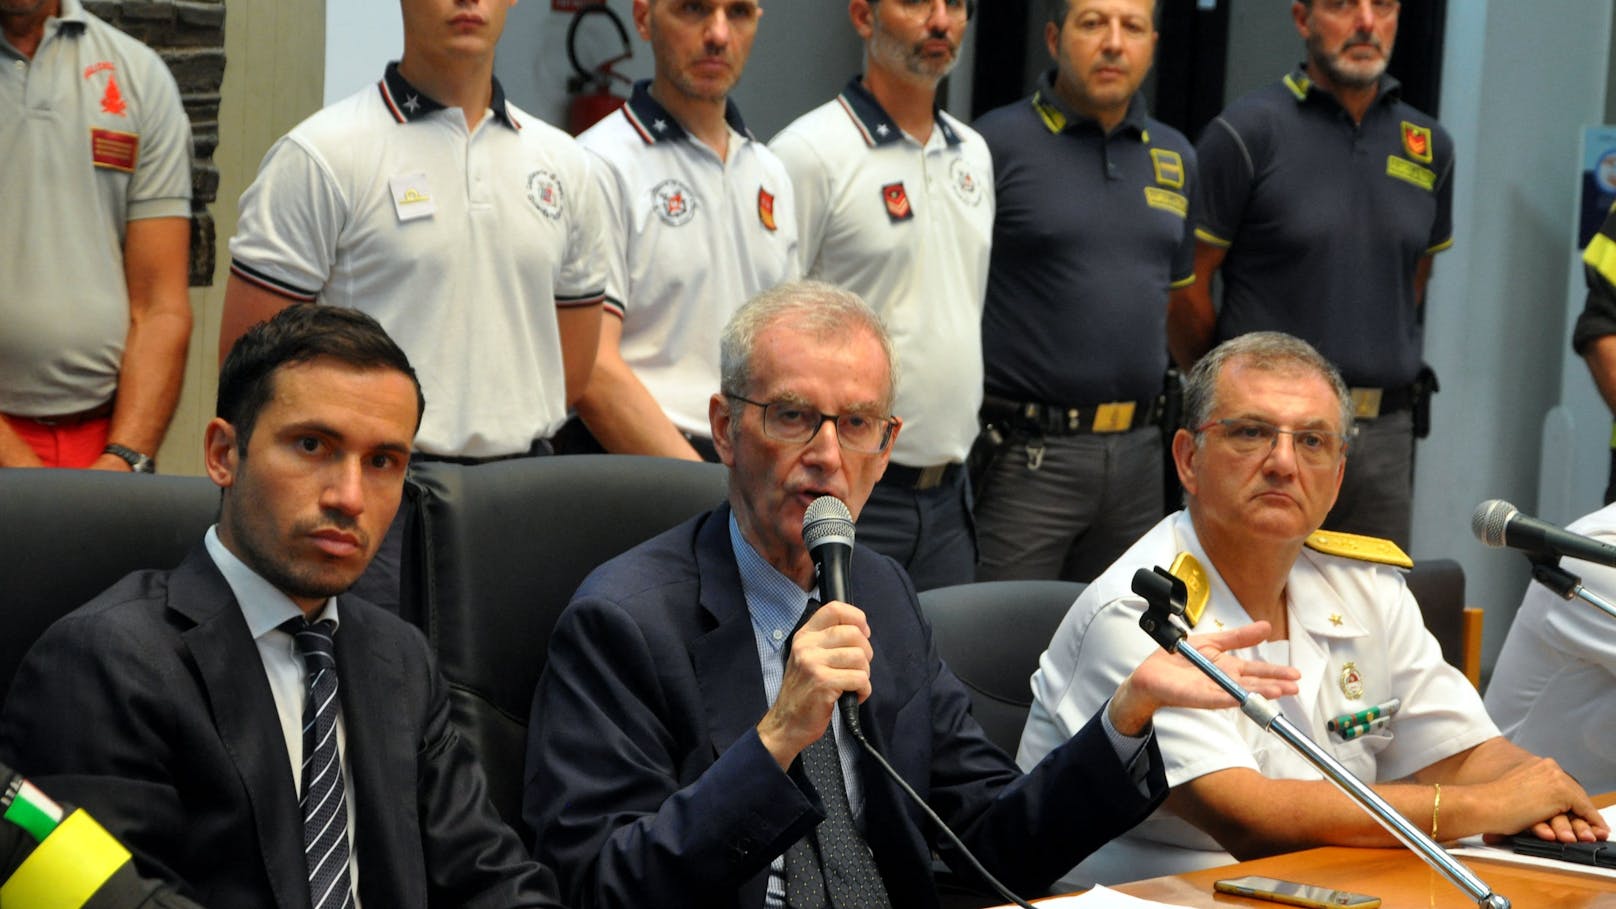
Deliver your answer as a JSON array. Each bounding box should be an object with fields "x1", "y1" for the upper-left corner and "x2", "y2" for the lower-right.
[
  {"x1": 1194, "y1": 417, "x2": 1352, "y2": 466},
  {"x1": 727, "y1": 394, "x2": 899, "y2": 454}
]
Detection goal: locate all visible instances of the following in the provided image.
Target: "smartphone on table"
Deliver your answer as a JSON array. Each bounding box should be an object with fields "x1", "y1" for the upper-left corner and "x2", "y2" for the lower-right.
[{"x1": 1214, "y1": 875, "x2": 1381, "y2": 908}]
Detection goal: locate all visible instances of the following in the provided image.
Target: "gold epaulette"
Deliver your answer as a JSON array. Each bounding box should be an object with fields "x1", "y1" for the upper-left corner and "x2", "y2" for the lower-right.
[
  {"x1": 1304, "y1": 530, "x2": 1413, "y2": 569},
  {"x1": 1168, "y1": 552, "x2": 1211, "y2": 628}
]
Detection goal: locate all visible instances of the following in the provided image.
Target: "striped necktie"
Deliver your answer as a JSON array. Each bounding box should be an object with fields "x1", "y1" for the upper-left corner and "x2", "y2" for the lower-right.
[{"x1": 286, "y1": 617, "x2": 355, "y2": 909}]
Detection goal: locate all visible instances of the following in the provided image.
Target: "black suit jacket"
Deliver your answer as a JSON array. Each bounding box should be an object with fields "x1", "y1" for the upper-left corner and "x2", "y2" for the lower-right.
[
  {"x1": 0, "y1": 545, "x2": 560, "y2": 909},
  {"x1": 523, "y1": 505, "x2": 1167, "y2": 909}
]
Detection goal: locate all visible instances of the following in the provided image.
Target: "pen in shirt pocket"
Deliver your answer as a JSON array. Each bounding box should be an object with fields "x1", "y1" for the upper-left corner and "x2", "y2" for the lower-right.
[
  {"x1": 1337, "y1": 714, "x2": 1392, "y2": 741},
  {"x1": 1328, "y1": 697, "x2": 1401, "y2": 736}
]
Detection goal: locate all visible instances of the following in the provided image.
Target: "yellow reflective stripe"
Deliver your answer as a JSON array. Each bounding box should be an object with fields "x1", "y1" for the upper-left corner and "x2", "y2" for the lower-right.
[
  {"x1": 1425, "y1": 236, "x2": 1454, "y2": 256},
  {"x1": 1031, "y1": 92, "x2": 1065, "y2": 134},
  {"x1": 1193, "y1": 226, "x2": 1232, "y2": 248},
  {"x1": 1170, "y1": 275, "x2": 1196, "y2": 289},
  {"x1": 0, "y1": 810, "x2": 131, "y2": 909},
  {"x1": 1585, "y1": 231, "x2": 1616, "y2": 290}
]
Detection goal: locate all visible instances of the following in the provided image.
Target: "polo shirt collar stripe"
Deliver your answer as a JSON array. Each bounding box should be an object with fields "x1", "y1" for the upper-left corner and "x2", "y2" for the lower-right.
[
  {"x1": 835, "y1": 75, "x2": 961, "y2": 148},
  {"x1": 377, "y1": 61, "x2": 521, "y2": 130},
  {"x1": 1030, "y1": 71, "x2": 1149, "y2": 140},
  {"x1": 622, "y1": 79, "x2": 755, "y2": 146},
  {"x1": 1283, "y1": 64, "x2": 1403, "y2": 109}
]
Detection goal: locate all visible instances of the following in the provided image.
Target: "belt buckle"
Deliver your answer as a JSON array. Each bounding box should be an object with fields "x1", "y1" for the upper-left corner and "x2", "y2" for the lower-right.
[
  {"x1": 916, "y1": 464, "x2": 947, "y2": 490},
  {"x1": 1350, "y1": 387, "x2": 1383, "y2": 420},
  {"x1": 1092, "y1": 401, "x2": 1136, "y2": 433}
]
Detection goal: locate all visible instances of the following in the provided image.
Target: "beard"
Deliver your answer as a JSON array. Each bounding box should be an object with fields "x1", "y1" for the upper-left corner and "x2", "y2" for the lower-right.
[
  {"x1": 868, "y1": 19, "x2": 958, "y2": 84},
  {"x1": 1308, "y1": 31, "x2": 1389, "y2": 90}
]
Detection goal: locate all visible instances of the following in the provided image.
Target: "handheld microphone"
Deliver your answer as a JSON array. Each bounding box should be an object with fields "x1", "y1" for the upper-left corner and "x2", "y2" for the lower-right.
[
  {"x1": 802, "y1": 496, "x2": 861, "y2": 735},
  {"x1": 1471, "y1": 499, "x2": 1616, "y2": 569}
]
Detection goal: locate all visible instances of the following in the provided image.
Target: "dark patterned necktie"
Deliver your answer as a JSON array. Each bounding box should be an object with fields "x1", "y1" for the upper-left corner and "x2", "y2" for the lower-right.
[
  {"x1": 286, "y1": 617, "x2": 355, "y2": 909},
  {"x1": 782, "y1": 601, "x2": 892, "y2": 909}
]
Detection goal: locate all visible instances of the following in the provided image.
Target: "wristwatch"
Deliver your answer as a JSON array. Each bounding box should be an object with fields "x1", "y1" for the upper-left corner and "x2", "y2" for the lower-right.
[{"x1": 103, "y1": 443, "x2": 156, "y2": 474}]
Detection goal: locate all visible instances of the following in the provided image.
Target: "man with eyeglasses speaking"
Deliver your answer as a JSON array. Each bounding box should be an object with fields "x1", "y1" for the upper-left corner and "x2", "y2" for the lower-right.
[
  {"x1": 1018, "y1": 332, "x2": 1606, "y2": 889},
  {"x1": 522, "y1": 283, "x2": 1306, "y2": 908}
]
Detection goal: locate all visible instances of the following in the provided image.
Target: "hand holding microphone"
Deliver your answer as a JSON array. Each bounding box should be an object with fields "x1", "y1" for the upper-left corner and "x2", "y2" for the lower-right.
[{"x1": 755, "y1": 496, "x2": 874, "y2": 768}]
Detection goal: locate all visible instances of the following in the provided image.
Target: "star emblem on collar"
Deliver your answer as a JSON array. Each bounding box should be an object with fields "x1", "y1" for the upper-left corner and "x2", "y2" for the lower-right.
[
  {"x1": 653, "y1": 118, "x2": 668, "y2": 132},
  {"x1": 875, "y1": 123, "x2": 890, "y2": 137},
  {"x1": 1213, "y1": 619, "x2": 1225, "y2": 631},
  {"x1": 1329, "y1": 613, "x2": 1344, "y2": 627},
  {"x1": 403, "y1": 94, "x2": 421, "y2": 113}
]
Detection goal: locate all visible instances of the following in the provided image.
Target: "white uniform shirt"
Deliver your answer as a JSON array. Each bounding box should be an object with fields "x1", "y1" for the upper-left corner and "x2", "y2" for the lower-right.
[
  {"x1": 229, "y1": 65, "x2": 607, "y2": 458},
  {"x1": 0, "y1": 0, "x2": 191, "y2": 415},
  {"x1": 579, "y1": 82, "x2": 798, "y2": 437},
  {"x1": 1019, "y1": 511, "x2": 1496, "y2": 886},
  {"x1": 1486, "y1": 502, "x2": 1616, "y2": 794},
  {"x1": 770, "y1": 78, "x2": 993, "y2": 466}
]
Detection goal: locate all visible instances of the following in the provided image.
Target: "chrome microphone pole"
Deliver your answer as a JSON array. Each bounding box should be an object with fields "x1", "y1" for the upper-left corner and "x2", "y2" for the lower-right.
[{"x1": 1131, "y1": 567, "x2": 1510, "y2": 909}]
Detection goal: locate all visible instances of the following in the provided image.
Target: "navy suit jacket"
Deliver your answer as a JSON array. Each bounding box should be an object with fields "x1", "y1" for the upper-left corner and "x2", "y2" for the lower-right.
[
  {"x1": 0, "y1": 545, "x2": 560, "y2": 909},
  {"x1": 524, "y1": 505, "x2": 1167, "y2": 909}
]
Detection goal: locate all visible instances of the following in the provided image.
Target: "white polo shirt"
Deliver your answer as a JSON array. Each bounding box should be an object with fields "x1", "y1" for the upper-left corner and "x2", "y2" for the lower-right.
[
  {"x1": 579, "y1": 82, "x2": 798, "y2": 438},
  {"x1": 0, "y1": 0, "x2": 192, "y2": 415},
  {"x1": 770, "y1": 77, "x2": 994, "y2": 466},
  {"x1": 229, "y1": 64, "x2": 607, "y2": 458},
  {"x1": 1018, "y1": 511, "x2": 1497, "y2": 887}
]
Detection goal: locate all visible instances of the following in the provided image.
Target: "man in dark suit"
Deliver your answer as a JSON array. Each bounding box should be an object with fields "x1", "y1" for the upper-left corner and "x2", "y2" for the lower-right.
[
  {"x1": 0, "y1": 305, "x2": 562, "y2": 908},
  {"x1": 523, "y1": 280, "x2": 1300, "y2": 908}
]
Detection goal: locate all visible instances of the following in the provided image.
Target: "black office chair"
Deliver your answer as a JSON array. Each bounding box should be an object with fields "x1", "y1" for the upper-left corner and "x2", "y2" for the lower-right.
[
  {"x1": 405, "y1": 455, "x2": 729, "y2": 834},
  {"x1": 0, "y1": 469, "x2": 218, "y2": 702},
  {"x1": 1404, "y1": 558, "x2": 1482, "y2": 688},
  {"x1": 917, "y1": 579, "x2": 1085, "y2": 759}
]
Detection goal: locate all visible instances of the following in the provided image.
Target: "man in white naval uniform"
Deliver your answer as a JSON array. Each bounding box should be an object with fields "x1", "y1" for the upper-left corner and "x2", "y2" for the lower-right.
[{"x1": 1018, "y1": 331, "x2": 1607, "y2": 889}]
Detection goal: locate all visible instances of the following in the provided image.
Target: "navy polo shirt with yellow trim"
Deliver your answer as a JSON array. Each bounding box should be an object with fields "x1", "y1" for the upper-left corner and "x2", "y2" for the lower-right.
[
  {"x1": 1575, "y1": 202, "x2": 1616, "y2": 354},
  {"x1": 977, "y1": 78, "x2": 1196, "y2": 405},
  {"x1": 1195, "y1": 68, "x2": 1454, "y2": 388}
]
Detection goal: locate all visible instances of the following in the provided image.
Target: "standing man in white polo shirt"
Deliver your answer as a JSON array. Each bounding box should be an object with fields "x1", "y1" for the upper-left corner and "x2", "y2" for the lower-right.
[
  {"x1": 220, "y1": 0, "x2": 606, "y2": 464},
  {"x1": 220, "y1": 0, "x2": 606, "y2": 612},
  {"x1": 558, "y1": 0, "x2": 798, "y2": 461},
  {"x1": 770, "y1": 0, "x2": 990, "y2": 590},
  {"x1": 2, "y1": 0, "x2": 193, "y2": 473}
]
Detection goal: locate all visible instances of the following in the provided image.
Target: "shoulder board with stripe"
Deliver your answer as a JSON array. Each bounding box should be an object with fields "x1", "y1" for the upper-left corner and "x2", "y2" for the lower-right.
[{"x1": 1304, "y1": 530, "x2": 1413, "y2": 568}]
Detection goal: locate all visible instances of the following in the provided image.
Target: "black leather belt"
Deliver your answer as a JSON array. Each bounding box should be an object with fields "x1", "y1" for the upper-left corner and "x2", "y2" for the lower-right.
[
  {"x1": 1348, "y1": 385, "x2": 1414, "y2": 419},
  {"x1": 880, "y1": 461, "x2": 961, "y2": 491},
  {"x1": 980, "y1": 394, "x2": 1158, "y2": 436}
]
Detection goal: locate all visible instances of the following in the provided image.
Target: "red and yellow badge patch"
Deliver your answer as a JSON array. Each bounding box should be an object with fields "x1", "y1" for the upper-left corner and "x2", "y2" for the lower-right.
[
  {"x1": 758, "y1": 187, "x2": 777, "y2": 232},
  {"x1": 1401, "y1": 121, "x2": 1432, "y2": 163},
  {"x1": 90, "y1": 128, "x2": 139, "y2": 172},
  {"x1": 882, "y1": 182, "x2": 913, "y2": 223}
]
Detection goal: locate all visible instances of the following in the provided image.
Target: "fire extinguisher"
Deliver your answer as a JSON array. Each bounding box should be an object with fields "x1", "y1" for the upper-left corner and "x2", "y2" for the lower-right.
[{"x1": 566, "y1": 3, "x2": 632, "y2": 136}]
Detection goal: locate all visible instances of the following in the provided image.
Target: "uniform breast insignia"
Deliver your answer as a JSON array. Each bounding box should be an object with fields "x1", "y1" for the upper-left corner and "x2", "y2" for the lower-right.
[
  {"x1": 1329, "y1": 613, "x2": 1344, "y2": 627},
  {"x1": 1339, "y1": 661, "x2": 1365, "y2": 700},
  {"x1": 90, "y1": 128, "x2": 138, "y2": 173},
  {"x1": 1401, "y1": 121, "x2": 1434, "y2": 163},
  {"x1": 653, "y1": 178, "x2": 698, "y2": 227},
  {"x1": 526, "y1": 170, "x2": 564, "y2": 220},
  {"x1": 1149, "y1": 148, "x2": 1184, "y2": 188},
  {"x1": 757, "y1": 187, "x2": 777, "y2": 232},
  {"x1": 1167, "y1": 552, "x2": 1210, "y2": 628},
  {"x1": 881, "y1": 182, "x2": 913, "y2": 223},
  {"x1": 949, "y1": 158, "x2": 983, "y2": 207},
  {"x1": 1304, "y1": 530, "x2": 1413, "y2": 569}
]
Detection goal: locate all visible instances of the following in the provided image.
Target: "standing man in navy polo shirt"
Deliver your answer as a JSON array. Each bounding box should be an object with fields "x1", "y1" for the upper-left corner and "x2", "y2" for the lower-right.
[
  {"x1": 771, "y1": 0, "x2": 992, "y2": 590},
  {"x1": 973, "y1": 0, "x2": 1194, "y2": 582},
  {"x1": 1166, "y1": 0, "x2": 1453, "y2": 548},
  {"x1": 559, "y1": 0, "x2": 799, "y2": 462}
]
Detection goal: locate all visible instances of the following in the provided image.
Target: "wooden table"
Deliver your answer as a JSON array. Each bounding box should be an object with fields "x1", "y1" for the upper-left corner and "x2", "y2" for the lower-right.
[{"x1": 1109, "y1": 793, "x2": 1616, "y2": 907}]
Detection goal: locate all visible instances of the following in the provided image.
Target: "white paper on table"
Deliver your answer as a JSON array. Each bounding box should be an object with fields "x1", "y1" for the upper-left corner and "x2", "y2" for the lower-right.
[
  {"x1": 987, "y1": 884, "x2": 1190, "y2": 908},
  {"x1": 1445, "y1": 806, "x2": 1616, "y2": 882}
]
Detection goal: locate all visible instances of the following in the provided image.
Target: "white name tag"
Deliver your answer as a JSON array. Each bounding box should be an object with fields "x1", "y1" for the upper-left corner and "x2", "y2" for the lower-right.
[{"x1": 389, "y1": 172, "x2": 435, "y2": 221}]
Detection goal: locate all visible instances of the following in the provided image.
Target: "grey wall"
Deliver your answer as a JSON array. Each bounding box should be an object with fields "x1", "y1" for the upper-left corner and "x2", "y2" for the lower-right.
[{"x1": 1419, "y1": 0, "x2": 1613, "y2": 667}]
